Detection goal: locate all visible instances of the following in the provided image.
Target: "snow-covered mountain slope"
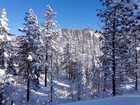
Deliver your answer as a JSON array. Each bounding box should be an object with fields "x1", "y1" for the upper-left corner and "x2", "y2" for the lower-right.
[{"x1": 60, "y1": 92, "x2": 140, "y2": 105}]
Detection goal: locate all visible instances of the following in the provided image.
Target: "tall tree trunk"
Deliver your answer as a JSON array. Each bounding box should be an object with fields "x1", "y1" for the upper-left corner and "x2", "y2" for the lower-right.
[
  {"x1": 27, "y1": 63, "x2": 30, "y2": 102},
  {"x1": 0, "y1": 83, "x2": 3, "y2": 105},
  {"x1": 77, "y1": 85, "x2": 80, "y2": 101},
  {"x1": 45, "y1": 42, "x2": 48, "y2": 87},
  {"x1": 37, "y1": 72, "x2": 39, "y2": 86},
  {"x1": 103, "y1": 72, "x2": 107, "y2": 92},
  {"x1": 45, "y1": 66, "x2": 47, "y2": 87},
  {"x1": 112, "y1": 8, "x2": 116, "y2": 96},
  {"x1": 27, "y1": 77, "x2": 30, "y2": 102},
  {"x1": 50, "y1": 74, "x2": 53, "y2": 105},
  {"x1": 11, "y1": 100, "x2": 13, "y2": 105},
  {"x1": 50, "y1": 45, "x2": 53, "y2": 105},
  {"x1": 135, "y1": 72, "x2": 138, "y2": 90},
  {"x1": 135, "y1": 36, "x2": 138, "y2": 90}
]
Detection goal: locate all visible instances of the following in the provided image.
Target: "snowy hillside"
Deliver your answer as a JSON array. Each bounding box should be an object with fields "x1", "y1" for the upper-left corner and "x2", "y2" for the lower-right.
[
  {"x1": 61, "y1": 92, "x2": 140, "y2": 105},
  {"x1": 1, "y1": 0, "x2": 140, "y2": 105}
]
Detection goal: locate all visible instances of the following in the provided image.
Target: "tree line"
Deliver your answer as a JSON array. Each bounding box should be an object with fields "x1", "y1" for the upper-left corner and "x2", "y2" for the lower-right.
[{"x1": 0, "y1": 0, "x2": 140, "y2": 104}]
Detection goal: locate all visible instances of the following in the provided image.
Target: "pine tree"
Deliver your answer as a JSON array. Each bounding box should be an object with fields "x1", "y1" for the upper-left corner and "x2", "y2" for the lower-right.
[
  {"x1": 18, "y1": 9, "x2": 42, "y2": 102},
  {"x1": 0, "y1": 8, "x2": 11, "y2": 72},
  {"x1": 42, "y1": 5, "x2": 57, "y2": 87},
  {"x1": 129, "y1": 3, "x2": 140, "y2": 90},
  {"x1": 97, "y1": 0, "x2": 137, "y2": 96},
  {"x1": 0, "y1": 8, "x2": 12, "y2": 104},
  {"x1": 42, "y1": 5, "x2": 58, "y2": 105},
  {"x1": 61, "y1": 43, "x2": 74, "y2": 80},
  {"x1": 72, "y1": 59, "x2": 85, "y2": 101}
]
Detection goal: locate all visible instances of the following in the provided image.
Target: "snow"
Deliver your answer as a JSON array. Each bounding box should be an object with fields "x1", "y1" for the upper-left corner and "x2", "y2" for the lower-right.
[
  {"x1": 0, "y1": 69, "x2": 5, "y2": 82},
  {"x1": 6, "y1": 35, "x2": 11, "y2": 40},
  {"x1": 54, "y1": 80, "x2": 70, "y2": 88},
  {"x1": 60, "y1": 92, "x2": 140, "y2": 105},
  {"x1": 94, "y1": 32, "x2": 101, "y2": 38},
  {"x1": 0, "y1": 35, "x2": 5, "y2": 40},
  {"x1": 28, "y1": 54, "x2": 33, "y2": 61},
  {"x1": 31, "y1": 89, "x2": 47, "y2": 97},
  {"x1": 0, "y1": 69, "x2": 5, "y2": 76},
  {"x1": 0, "y1": 34, "x2": 11, "y2": 41},
  {"x1": 4, "y1": 52, "x2": 9, "y2": 57}
]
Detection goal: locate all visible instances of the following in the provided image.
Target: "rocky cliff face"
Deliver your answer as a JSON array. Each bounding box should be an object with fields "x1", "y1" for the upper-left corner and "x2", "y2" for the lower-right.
[
  {"x1": 57, "y1": 28, "x2": 101, "y2": 54},
  {"x1": 54, "y1": 28, "x2": 102, "y2": 68}
]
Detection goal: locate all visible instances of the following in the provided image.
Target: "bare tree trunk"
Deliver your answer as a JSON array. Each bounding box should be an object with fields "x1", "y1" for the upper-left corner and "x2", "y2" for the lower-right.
[
  {"x1": 50, "y1": 74, "x2": 53, "y2": 105},
  {"x1": 77, "y1": 85, "x2": 80, "y2": 101},
  {"x1": 27, "y1": 77, "x2": 30, "y2": 102},
  {"x1": 135, "y1": 72, "x2": 138, "y2": 90},
  {"x1": 37, "y1": 72, "x2": 39, "y2": 86},
  {"x1": 27, "y1": 63, "x2": 30, "y2": 102},
  {"x1": 50, "y1": 44, "x2": 53, "y2": 105},
  {"x1": 112, "y1": 8, "x2": 116, "y2": 96},
  {"x1": 135, "y1": 35, "x2": 138, "y2": 91},
  {"x1": 11, "y1": 100, "x2": 13, "y2": 105},
  {"x1": 0, "y1": 83, "x2": 4, "y2": 105},
  {"x1": 103, "y1": 72, "x2": 107, "y2": 92},
  {"x1": 45, "y1": 66, "x2": 47, "y2": 87}
]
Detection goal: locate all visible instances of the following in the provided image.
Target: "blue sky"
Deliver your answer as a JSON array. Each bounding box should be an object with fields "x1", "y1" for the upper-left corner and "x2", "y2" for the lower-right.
[
  {"x1": 0, "y1": 0, "x2": 103, "y2": 35},
  {"x1": 0, "y1": 0, "x2": 140, "y2": 35}
]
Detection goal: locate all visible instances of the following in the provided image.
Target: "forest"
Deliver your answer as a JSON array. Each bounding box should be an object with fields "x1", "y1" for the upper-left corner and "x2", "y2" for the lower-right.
[{"x1": 0, "y1": 0, "x2": 140, "y2": 105}]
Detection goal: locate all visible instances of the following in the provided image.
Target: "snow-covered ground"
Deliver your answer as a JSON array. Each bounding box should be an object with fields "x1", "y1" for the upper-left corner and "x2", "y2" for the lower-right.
[{"x1": 60, "y1": 92, "x2": 140, "y2": 105}]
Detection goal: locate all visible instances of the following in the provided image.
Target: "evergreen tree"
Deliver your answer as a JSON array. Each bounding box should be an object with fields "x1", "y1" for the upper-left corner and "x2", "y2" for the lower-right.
[
  {"x1": 0, "y1": 8, "x2": 12, "y2": 104},
  {"x1": 18, "y1": 9, "x2": 42, "y2": 101},
  {"x1": 61, "y1": 43, "x2": 74, "y2": 80},
  {"x1": 129, "y1": 3, "x2": 140, "y2": 90},
  {"x1": 42, "y1": 5, "x2": 58, "y2": 105},
  {"x1": 97, "y1": 0, "x2": 137, "y2": 96},
  {"x1": 42, "y1": 5, "x2": 57, "y2": 87},
  {"x1": 0, "y1": 8, "x2": 11, "y2": 73},
  {"x1": 71, "y1": 59, "x2": 85, "y2": 101}
]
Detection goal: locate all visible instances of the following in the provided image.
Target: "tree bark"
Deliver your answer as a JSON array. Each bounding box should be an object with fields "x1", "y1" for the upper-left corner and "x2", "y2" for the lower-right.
[
  {"x1": 112, "y1": 7, "x2": 116, "y2": 96},
  {"x1": 27, "y1": 63, "x2": 30, "y2": 102},
  {"x1": 135, "y1": 35, "x2": 138, "y2": 91},
  {"x1": 135, "y1": 72, "x2": 138, "y2": 90},
  {"x1": 50, "y1": 74, "x2": 53, "y2": 105},
  {"x1": 45, "y1": 66, "x2": 47, "y2": 87},
  {"x1": 0, "y1": 83, "x2": 3, "y2": 105}
]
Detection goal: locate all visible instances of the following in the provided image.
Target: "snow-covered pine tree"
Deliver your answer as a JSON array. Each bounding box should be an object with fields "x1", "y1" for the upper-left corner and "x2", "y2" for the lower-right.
[
  {"x1": 111, "y1": 0, "x2": 139, "y2": 92},
  {"x1": 42, "y1": 5, "x2": 58, "y2": 105},
  {"x1": 97, "y1": 0, "x2": 119, "y2": 96},
  {"x1": 59, "y1": 43, "x2": 77, "y2": 102},
  {"x1": 115, "y1": 2, "x2": 138, "y2": 93},
  {"x1": 88, "y1": 52, "x2": 101, "y2": 97},
  {"x1": 0, "y1": 8, "x2": 12, "y2": 74},
  {"x1": 42, "y1": 5, "x2": 57, "y2": 87},
  {"x1": 129, "y1": 2, "x2": 140, "y2": 90},
  {"x1": 97, "y1": 0, "x2": 137, "y2": 96},
  {"x1": 61, "y1": 43, "x2": 74, "y2": 80},
  {"x1": 72, "y1": 59, "x2": 85, "y2": 101},
  {"x1": 18, "y1": 9, "x2": 42, "y2": 102},
  {"x1": 0, "y1": 8, "x2": 12, "y2": 104}
]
